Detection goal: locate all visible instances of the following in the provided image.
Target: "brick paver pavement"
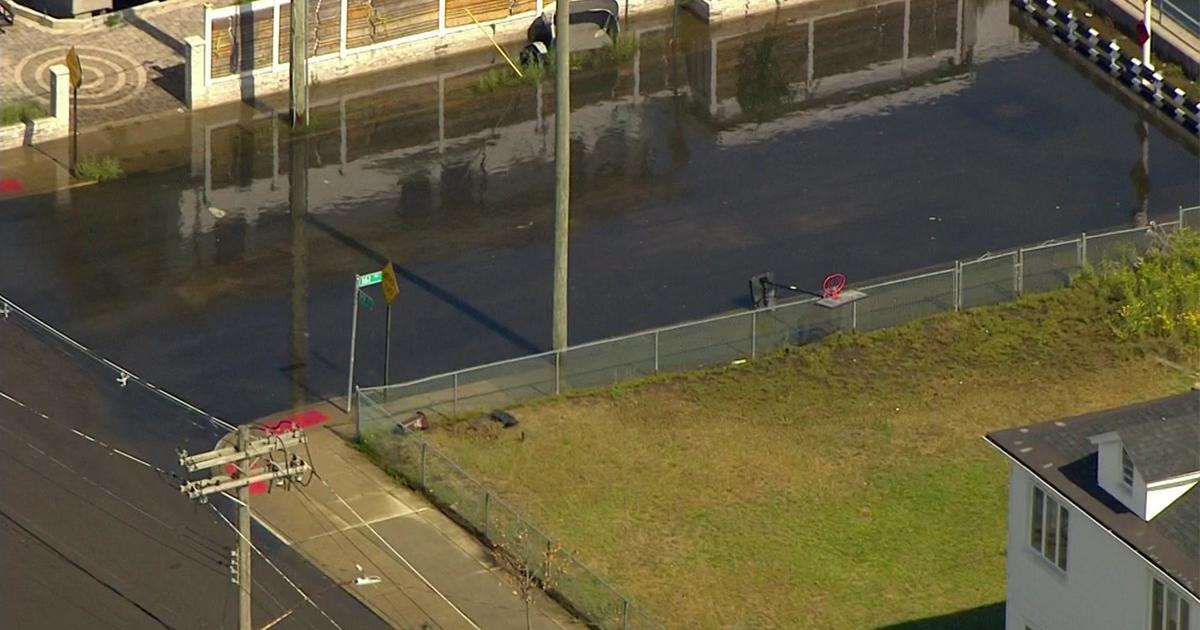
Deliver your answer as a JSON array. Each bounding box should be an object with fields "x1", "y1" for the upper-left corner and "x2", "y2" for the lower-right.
[{"x1": 0, "y1": 2, "x2": 203, "y2": 128}]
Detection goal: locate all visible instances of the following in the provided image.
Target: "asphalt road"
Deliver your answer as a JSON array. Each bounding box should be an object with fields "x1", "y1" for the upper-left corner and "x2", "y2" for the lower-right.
[
  {"x1": 0, "y1": 5, "x2": 1197, "y2": 626},
  {"x1": 0, "y1": 314, "x2": 397, "y2": 630}
]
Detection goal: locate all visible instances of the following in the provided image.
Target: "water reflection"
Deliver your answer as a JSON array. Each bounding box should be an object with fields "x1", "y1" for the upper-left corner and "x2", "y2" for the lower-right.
[{"x1": 2, "y1": 0, "x2": 1196, "y2": 420}]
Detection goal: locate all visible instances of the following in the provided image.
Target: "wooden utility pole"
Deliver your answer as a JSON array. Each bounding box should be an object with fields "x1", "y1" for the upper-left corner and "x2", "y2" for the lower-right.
[
  {"x1": 290, "y1": 0, "x2": 309, "y2": 126},
  {"x1": 178, "y1": 427, "x2": 312, "y2": 630},
  {"x1": 552, "y1": 0, "x2": 571, "y2": 350}
]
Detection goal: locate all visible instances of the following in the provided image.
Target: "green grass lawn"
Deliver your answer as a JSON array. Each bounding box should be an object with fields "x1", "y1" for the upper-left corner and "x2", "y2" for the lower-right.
[{"x1": 408, "y1": 238, "x2": 1199, "y2": 629}]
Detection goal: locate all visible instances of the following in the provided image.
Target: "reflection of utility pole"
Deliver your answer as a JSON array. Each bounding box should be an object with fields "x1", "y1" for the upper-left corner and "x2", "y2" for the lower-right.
[
  {"x1": 177, "y1": 426, "x2": 312, "y2": 630},
  {"x1": 290, "y1": 0, "x2": 309, "y2": 126},
  {"x1": 289, "y1": 131, "x2": 310, "y2": 409},
  {"x1": 1131, "y1": 120, "x2": 1150, "y2": 227},
  {"x1": 552, "y1": 0, "x2": 571, "y2": 350}
]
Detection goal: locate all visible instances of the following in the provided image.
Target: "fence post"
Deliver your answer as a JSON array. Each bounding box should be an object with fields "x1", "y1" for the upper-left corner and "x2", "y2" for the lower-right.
[
  {"x1": 851, "y1": 299, "x2": 858, "y2": 331},
  {"x1": 953, "y1": 260, "x2": 961, "y2": 312},
  {"x1": 339, "y1": 0, "x2": 348, "y2": 54},
  {"x1": 1080, "y1": 232, "x2": 1087, "y2": 266},
  {"x1": 453, "y1": 372, "x2": 459, "y2": 417},
  {"x1": 1015, "y1": 248, "x2": 1024, "y2": 296},
  {"x1": 483, "y1": 491, "x2": 490, "y2": 540},
  {"x1": 272, "y1": 0, "x2": 280, "y2": 69},
  {"x1": 554, "y1": 351, "x2": 561, "y2": 395},
  {"x1": 653, "y1": 331, "x2": 659, "y2": 373},
  {"x1": 420, "y1": 442, "x2": 427, "y2": 488},
  {"x1": 622, "y1": 599, "x2": 629, "y2": 630},
  {"x1": 750, "y1": 311, "x2": 757, "y2": 359}
]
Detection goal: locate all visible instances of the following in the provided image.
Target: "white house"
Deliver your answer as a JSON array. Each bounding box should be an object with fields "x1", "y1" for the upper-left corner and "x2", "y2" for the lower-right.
[{"x1": 987, "y1": 392, "x2": 1199, "y2": 630}]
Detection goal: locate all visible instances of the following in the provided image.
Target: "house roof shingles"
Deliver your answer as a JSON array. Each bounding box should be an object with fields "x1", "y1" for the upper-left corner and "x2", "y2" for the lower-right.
[
  {"x1": 1118, "y1": 415, "x2": 1200, "y2": 482},
  {"x1": 986, "y1": 392, "x2": 1200, "y2": 597}
]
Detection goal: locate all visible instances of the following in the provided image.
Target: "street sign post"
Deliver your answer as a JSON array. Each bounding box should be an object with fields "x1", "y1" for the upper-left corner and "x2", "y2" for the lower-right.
[
  {"x1": 380, "y1": 262, "x2": 398, "y2": 388},
  {"x1": 345, "y1": 263, "x2": 398, "y2": 413},
  {"x1": 65, "y1": 47, "x2": 82, "y2": 174}
]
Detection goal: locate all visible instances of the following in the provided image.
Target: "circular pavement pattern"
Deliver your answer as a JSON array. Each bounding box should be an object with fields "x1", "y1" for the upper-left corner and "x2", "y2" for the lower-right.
[{"x1": 13, "y1": 46, "x2": 147, "y2": 109}]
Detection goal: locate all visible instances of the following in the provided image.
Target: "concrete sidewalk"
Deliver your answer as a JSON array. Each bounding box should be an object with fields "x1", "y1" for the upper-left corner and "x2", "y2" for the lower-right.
[{"x1": 250, "y1": 402, "x2": 582, "y2": 630}]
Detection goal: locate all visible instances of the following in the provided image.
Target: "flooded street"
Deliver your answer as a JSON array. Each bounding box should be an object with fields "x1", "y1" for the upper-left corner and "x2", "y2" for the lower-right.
[{"x1": 0, "y1": 0, "x2": 1196, "y2": 423}]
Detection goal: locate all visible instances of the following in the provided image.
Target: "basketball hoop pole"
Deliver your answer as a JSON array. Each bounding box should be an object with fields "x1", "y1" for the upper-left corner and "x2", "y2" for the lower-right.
[
  {"x1": 751, "y1": 272, "x2": 863, "y2": 310},
  {"x1": 768, "y1": 281, "x2": 825, "y2": 299}
]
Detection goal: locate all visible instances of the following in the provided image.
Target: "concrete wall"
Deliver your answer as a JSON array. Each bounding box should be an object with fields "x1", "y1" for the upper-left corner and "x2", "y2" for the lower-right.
[
  {"x1": 186, "y1": 0, "x2": 679, "y2": 109},
  {"x1": 1004, "y1": 465, "x2": 1200, "y2": 630},
  {"x1": 0, "y1": 64, "x2": 71, "y2": 152}
]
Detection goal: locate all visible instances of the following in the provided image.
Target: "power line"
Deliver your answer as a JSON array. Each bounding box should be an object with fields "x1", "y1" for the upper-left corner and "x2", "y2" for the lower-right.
[
  {"x1": 0, "y1": 501, "x2": 180, "y2": 629},
  {"x1": 0, "y1": 388, "x2": 339, "y2": 630},
  {"x1": 0, "y1": 295, "x2": 236, "y2": 435},
  {"x1": 205, "y1": 500, "x2": 345, "y2": 630},
  {"x1": 307, "y1": 466, "x2": 483, "y2": 630},
  {"x1": 289, "y1": 485, "x2": 446, "y2": 629}
]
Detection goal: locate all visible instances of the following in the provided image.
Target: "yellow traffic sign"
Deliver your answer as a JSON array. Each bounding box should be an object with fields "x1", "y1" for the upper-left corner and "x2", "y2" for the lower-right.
[
  {"x1": 66, "y1": 47, "x2": 82, "y2": 90},
  {"x1": 381, "y1": 261, "x2": 399, "y2": 305}
]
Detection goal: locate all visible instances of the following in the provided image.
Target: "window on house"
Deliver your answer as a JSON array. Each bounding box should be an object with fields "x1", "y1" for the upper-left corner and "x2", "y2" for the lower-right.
[
  {"x1": 1150, "y1": 578, "x2": 1191, "y2": 630},
  {"x1": 1030, "y1": 485, "x2": 1068, "y2": 571},
  {"x1": 1122, "y1": 447, "x2": 1135, "y2": 487}
]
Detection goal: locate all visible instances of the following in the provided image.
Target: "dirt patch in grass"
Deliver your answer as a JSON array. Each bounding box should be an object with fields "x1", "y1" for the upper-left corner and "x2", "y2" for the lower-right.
[{"x1": 423, "y1": 281, "x2": 1194, "y2": 629}]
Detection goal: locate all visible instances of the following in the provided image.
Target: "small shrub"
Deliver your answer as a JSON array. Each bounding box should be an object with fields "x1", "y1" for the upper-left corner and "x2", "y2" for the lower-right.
[
  {"x1": 474, "y1": 61, "x2": 549, "y2": 94},
  {"x1": 0, "y1": 101, "x2": 48, "y2": 126},
  {"x1": 571, "y1": 35, "x2": 638, "y2": 71},
  {"x1": 1077, "y1": 228, "x2": 1200, "y2": 359},
  {"x1": 75, "y1": 155, "x2": 125, "y2": 182},
  {"x1": 104, "y1": 12, "x2": 122, "y2": 27}
]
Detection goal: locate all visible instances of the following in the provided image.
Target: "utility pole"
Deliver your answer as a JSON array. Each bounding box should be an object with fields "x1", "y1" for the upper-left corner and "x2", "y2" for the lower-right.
[
  {"x1": 177, "y1": 426, "x2": 312, "y2": 630},
  {"x1": 290, "y1": 0, "x2": 309, "y2": 126},
  {"x1": 552, "y1": 0, "x2": 571, "y2": 350}
]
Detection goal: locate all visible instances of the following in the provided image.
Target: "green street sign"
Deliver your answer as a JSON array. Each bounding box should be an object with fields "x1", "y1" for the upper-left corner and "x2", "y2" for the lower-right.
[
  {"x1": 357, "y1": 271, "x2": 383, "y2": 288},
  {"x1": 357, "y1": 289, "x2": 375, "y2": 310}
]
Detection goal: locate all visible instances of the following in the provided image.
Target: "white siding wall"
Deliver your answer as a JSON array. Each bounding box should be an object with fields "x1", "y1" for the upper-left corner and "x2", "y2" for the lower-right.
[{"x1": 1004, "y1": 464, "x2": 1200, "y2": 630}]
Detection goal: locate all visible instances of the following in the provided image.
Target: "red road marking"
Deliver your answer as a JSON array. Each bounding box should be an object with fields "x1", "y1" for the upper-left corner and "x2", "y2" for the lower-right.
[{"x1": 225, "y1": 410, "x2": 329, "y2": 495}]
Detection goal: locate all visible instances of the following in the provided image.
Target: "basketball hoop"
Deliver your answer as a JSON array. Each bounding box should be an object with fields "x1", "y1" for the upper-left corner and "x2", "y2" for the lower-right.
[{"x1": 822, "y1": 273, "x2": 846, "y2": 300}]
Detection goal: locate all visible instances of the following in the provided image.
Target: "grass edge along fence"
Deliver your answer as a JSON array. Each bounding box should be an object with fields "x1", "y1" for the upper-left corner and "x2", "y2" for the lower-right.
[{"x1": 356, "y1": 206, "x2": 1199, "y2": 629}]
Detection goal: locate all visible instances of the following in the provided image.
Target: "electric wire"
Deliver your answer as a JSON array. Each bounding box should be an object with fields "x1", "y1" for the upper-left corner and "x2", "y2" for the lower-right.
[
  {"x1": 289, "y1": 484, "x2": 447, "y2": 629},
  {"x1": 0, "y1": 295, "x2": 237, "y2": 435},
  {"x1": 206, "y1": 500, "x2": 345, "y2": 630},
  {"x1": 0, "y1": 388, "x2": 338, "y2": 630},
  {"x1": 252, "y1": 422, "x2": 449, "y2": 627},
  {"x1": 307, "y1": 464, "x2": 484, "y2": 630}
]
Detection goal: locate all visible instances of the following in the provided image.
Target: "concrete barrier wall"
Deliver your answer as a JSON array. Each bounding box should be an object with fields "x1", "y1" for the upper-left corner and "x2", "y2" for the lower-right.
[
  {"x1": 0, "y1": 64, "x2": 71, "y2": 151},
  {"x1": 184, "y1": 0, "x2": 788, "y2": 109}
]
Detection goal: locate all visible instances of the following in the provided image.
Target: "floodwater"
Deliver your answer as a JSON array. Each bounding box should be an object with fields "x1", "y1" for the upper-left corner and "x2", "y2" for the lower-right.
[{"x1": 0, "y1": 0, "x2": 1196, "y2": 423}]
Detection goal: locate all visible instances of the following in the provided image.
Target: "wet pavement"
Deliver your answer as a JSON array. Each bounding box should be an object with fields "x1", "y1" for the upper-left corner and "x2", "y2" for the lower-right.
[
  {"x1": 0, "y1": 0, "x2": 1197, "y2": 430},
  {"x1": 0, "y1": 310, "x2": 395, "y2": 630}
]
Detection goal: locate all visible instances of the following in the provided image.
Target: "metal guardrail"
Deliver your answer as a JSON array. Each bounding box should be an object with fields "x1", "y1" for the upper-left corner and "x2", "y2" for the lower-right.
[
  {"x1": 1160, "y1": 0, "x2": 1200, "y2": 38},
  {"x1": 356, "y1": 205, "x2": 1199, "y2": 630}
]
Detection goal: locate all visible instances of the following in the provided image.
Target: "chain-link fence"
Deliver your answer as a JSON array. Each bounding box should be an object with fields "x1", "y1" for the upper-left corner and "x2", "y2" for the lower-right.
[
  {"x1": 356, "y1": 205, "x2": 1199, "y2": 629},
  {"x1": 359, "y1": 390, "x2": 654, "y2": 628},
  {"x1": 360, "y1": 207, "x2": 1200, "y2": 434}
]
